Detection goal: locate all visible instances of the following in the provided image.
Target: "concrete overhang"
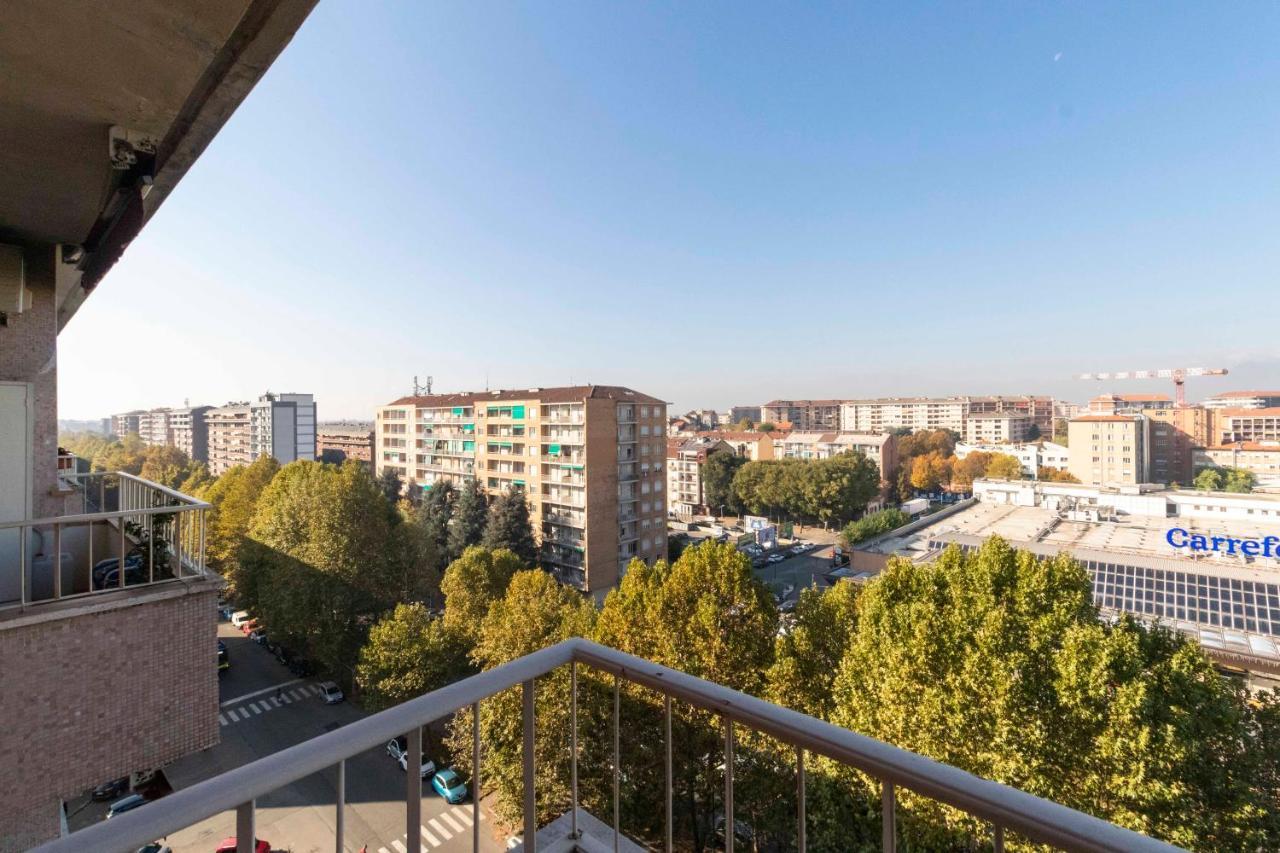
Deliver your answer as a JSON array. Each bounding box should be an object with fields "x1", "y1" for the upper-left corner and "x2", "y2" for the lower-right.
[{"x1": 0, "y1": 0, "x2": 318, "y2": 330}]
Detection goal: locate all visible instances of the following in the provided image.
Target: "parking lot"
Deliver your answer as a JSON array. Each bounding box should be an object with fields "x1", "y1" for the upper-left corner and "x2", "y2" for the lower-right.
[
  {"x1": 677, "y1": 517, "x2": 842, "y2": 604},
  {"x1": 71, "y1": 617, "x2": 506, "y2": 853}
]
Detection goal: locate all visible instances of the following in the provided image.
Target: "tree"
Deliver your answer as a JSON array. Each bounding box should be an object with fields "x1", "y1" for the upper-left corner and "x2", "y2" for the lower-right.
[
  {"x1": 447, "y1": 479, "x2": 488, "y2": 559},
  {"x1": 138, "y1": 444, "x2": 198, "y2": 490},
  {"x1": 985, "y1": 453, "x2": 1025, "y2": 480},
  {"x1": 247, "y1": 460, "x2": 404, "y2": 679},
  {"x1": 204, "y1": 455, "x2": 281, "y2": 602},
  {"x1": 951, "y1": 451, "x2": 993, "y2": 488},
  {"x1": 356, "y1": 603, "x2": 472, "y2": 711},
  {"x1": 1053, "y1": 418, "x2": 1070, "y2": 446},
  {"x1": 482, "y1": 487, "x2": 538, "y2": 566},
  {"x1": 735, "y1": 417, "x2": 754, "y2": 431},
  {"x1": 439, "y1": 546, "x2": 523, "y2": 643},
  {"x1": 801, "y1": 452, "x2": 881, "y2": 527},
  {"x1": 1038, "y1": 467, "x2": 1080, "y2": 483},
  {"x1": 702, "y1": 449, "x2": 746, "y2": 516},
  {"x1": 413, "y1": 478, "x2": 456, "y2": 558},
  {"x1": 377, "y1": 466, "x2": 403, "y2": 503},
  {"x1": 909, "y1": 452, "x2": 950, "y2": 492},
  {"x1": 830, "y1": 538, "x2": 1277, "y2": 850},
  {"x1": 1025, "y1": 423, "x2": 1042, "y2": 441},
  {"x1": 1194, "y1": 468, "x2": 1224, "y2": 492},
  {"x1": 445, "y1": 571, "x2": 596, "y2": 828},
  {"x1": 1225, "y1": 467, "x2": 1257, "y2": 493},
  {"x1": 768, "y1": 581, "x2": 861, "y2": 719},
  {"x1": 177, "y1": 462, "x2": 213, "y2": 495},
  {"x1": 758, "y1": 422, "x2": 777, "y2": 433},
  {"x1": 841, "y1": 508, "x2": 910, "y2": 548}
]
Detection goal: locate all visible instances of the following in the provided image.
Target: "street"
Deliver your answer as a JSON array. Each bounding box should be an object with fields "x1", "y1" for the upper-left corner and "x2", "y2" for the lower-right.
[{"x1": 147, "y1": 622, "x2": 505, "y2": 853}]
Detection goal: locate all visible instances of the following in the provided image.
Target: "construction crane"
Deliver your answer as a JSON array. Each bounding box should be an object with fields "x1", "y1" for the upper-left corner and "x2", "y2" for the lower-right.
[{"x1": 1076, "y1": 367, "x2": 1228, "y2": 407}]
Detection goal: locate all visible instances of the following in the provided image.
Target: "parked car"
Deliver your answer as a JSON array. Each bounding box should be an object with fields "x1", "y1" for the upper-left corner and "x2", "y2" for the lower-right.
[
  {"x1": 431, "y1": 768, "x2": 468, "y2": 803},
  {"x1": 217, "y1": 603, "x2": 235, "y2": 620},
  {"x1": 387, "y1": 736, "x2": 436, "y2": 778},
  {"x1": 249, "y1": 629, "x2": 267, "y2": 645},
  {"x1": 766, "y1": 553, "x2": 785, "y2": 564},
  {"x1": 217, "y1": 640, "x2": 230, "y2": 672},
  {"x1": 230, "y1": 610, "x2": 251, "y2": 627},
  {"x1": 213, "y1": 839, "x2": 269, "y2": 853},
  {"x1": 135, "y1": 843, "x2": 172, "y2": 853},
  {"x1": 106, "y1": 793, "x2": 147, "y2": 819},
  {"x1": 240, "y1": 619, "x2": 260, "y2": 636},
  {"x1": 91, "y1": 776, "x2": 129, "y2": 801},
  {"x1": 319, "y1": 681, "x2": 344, "y2": 704}
]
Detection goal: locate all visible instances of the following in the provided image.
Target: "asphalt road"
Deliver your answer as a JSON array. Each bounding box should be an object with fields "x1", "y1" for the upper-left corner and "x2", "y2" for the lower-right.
[{"x1": 153, "y1": 622, "x2": 506, "y2": 853}]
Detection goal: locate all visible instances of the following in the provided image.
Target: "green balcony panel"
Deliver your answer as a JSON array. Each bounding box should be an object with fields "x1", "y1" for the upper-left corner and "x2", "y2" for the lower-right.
[{"x1": 512, "y1": 405, "x2": 525, "y2": 419}]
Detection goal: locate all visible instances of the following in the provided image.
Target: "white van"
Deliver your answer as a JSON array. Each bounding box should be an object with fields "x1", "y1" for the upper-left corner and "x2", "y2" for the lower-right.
[{"x1": 230, "y1": 610, "x2": 251, "y2": 627}]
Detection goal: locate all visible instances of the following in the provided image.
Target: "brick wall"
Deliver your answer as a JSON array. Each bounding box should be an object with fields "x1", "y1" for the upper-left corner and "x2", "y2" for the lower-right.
[{"x1": 0, "y1": 583, "x2": 220, "y2": 850}]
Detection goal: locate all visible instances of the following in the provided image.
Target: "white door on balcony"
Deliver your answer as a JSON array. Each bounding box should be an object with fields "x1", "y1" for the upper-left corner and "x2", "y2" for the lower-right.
[{"x1": 0, "y1": 381, "x2": 33, "y2": 604}]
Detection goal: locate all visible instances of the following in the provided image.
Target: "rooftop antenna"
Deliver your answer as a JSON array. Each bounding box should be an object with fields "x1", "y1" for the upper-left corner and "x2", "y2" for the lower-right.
[{"x1": 413, "y1": 375, "x2": 433, "y2": 396}]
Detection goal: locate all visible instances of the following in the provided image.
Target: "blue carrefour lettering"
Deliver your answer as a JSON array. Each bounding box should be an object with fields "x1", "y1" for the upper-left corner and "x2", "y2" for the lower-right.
[{"x1": 1166, "y1": 528, "x2": 1189, "y2": 548}]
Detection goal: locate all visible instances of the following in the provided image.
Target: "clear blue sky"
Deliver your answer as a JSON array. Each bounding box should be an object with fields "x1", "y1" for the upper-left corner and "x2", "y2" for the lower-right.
[{"x1": 59, "y1": 2, "x2": 1280, "y2": 419}]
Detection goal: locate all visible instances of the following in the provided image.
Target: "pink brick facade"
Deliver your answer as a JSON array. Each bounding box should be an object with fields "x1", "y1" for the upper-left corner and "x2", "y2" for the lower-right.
[{"x1": 0, "y1": 583, "x2": 220, "y2": 850}]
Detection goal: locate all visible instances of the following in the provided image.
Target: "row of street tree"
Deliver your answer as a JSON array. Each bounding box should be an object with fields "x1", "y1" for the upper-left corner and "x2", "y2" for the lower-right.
[{"x1": 356, "y1": 538, "x2": 1280, "y2": 851}]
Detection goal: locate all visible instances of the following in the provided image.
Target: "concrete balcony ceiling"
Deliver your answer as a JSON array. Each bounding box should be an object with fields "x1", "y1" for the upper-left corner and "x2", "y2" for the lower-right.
[{"x1": 0, "y1": 0, "x2": 317, "y2": 327}]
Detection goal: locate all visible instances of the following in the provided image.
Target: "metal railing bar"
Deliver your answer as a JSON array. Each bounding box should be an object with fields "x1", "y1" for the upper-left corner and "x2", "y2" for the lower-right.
[
  {"x1": 407, "y1": 726, "x2": 422, "y2": 853},
  {"x1": 473, "y1": 701, "x2": 481, "y2": 851},
  {"x1": 994, "y1": 824, "x2": 1005, "y2": 853},
  {"x1": 336, "y1": 760, "x2": 345, "y2": 853},
  {"x1": 522, "y1": 679, "x2": 536, "y2": 853},
  {"x1": 882, "y1": 782, "x2": 896, "y2": 853},
  {"x1": 724, "y1": 718, "x2": 735, "y2": 853},
  {"x1": 664, "y1": 694, "x2": 673, "y2": 853},
  {"x1": 235, "y1": 801, "x2": 254, "y2": 853},
  {"x1": 613, "y1": 674, "x2": 620, "y2": 853},
  {"x1": 571, "y1": 662, "x2": 579, "y2": 840},
  {"x1": 797, "y1": 746, "x2": 806, "y2": 853}
]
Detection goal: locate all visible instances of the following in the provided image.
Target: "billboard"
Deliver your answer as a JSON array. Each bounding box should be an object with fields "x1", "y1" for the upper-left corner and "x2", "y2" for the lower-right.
[{"x1": 744, "y1": 515, "x2": 769, "y2": 531}]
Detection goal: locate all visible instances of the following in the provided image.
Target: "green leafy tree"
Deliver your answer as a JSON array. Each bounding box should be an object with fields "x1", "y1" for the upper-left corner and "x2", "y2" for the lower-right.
[
  {"x1": 356, "y1": 603, "x2": 472, "y2": 711},
  {"x1": 831, "y1": 538, "x2": 1277, "y2": 850},
  {"x1": 447, "y1": 479, "x2": 488, "y2": 560},
  {"x1": 758, "y1": 422, "x2": 777, "y2": 433},
  {"x1": 1025, "y1": 423, "x2": 1042, "y2": 440},
  {"x1": 841, "y1": 508, "x2": 910, "y2": 547},
  {"x1": 768, "y1": 581, "x2": 861, "y2": 720},
  {"x1": 702, "y1": 449, "x2": 746, "y2": 516},
  {"x1": 482, "y1": 487, "x2": 538, "y2": 566},
  {"x1": 985, "y1": 452, "x2": 1025, "y2": 480},
  {"x1": 1194, "y1": 467, "x2": 1224, "y2": 491},
  {"x1": 1225, "y1": 467, "x2": 1257, "y2": 493},
  {"x1": 445, "y1": 571, "x2": 596, "y2": 828},
  {"x1": 735, "y1": 417, "x2": 754, "y2": 431},
  {"x1": 377, "y1": 466, "x2": 403, "y2": 503},
  {"x1": 439, "y1": 546, "x2": 523, "y2": 643},
  {"x1": 204, "y1": 455, "x2": 281, "y2": 603},
  {"x1": 801, "y1": 452, "x2": 881, "y2": 527},
  {"x1": 247, "y1": 460, "x2": 404, "y2": 679},
  {"x1": 413, "y1": 478, "x2": 456, "y2": 558}
]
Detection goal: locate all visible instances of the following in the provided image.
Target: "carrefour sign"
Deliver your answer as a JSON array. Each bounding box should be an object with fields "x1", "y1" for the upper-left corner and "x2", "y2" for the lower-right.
[{"x1": 1166, "y1": 527, "x2": 1280, "y2": 557}]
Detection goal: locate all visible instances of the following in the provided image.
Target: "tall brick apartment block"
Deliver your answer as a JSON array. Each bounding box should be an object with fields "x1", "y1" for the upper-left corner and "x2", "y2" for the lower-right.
[
  {"x1": 376, "y1": 386, "x2": 669, "y2": 595},
  {"x1": 0, "y1": 3, "x2": 315, "y2": 847}
]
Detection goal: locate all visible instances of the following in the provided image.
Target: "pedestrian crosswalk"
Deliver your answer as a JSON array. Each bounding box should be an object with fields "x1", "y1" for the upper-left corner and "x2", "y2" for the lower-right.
[
  {"x1": 375, "y1": 804, "x2": 484, "y2": 853},
  {"x1": 218, "y1": 683, "x2": 323, "y2": 725}
]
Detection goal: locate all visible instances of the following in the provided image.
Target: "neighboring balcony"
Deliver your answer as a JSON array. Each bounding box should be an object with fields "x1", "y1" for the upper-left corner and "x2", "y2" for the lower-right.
[
  {"x1": 1, "y1": 468, "x2": 210, "y2": 609},
  {"x1": 36, "y1": 639, "x2": 1186, "y2": 853}
]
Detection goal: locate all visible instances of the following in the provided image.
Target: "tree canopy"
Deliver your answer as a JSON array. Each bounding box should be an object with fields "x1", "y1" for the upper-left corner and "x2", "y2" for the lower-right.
[
  {"x1": 731, "y1": 453, "x2": 880, "y2": 526},
  {"x1": 701, "y1": 449, "x2": 746, "y2": 516},
  {"x1": 482, "y1": 487, "x2": 538, "y2": 566},
  {"x1": 447, "y1": 478, "x2": 489, "y2": 560}
]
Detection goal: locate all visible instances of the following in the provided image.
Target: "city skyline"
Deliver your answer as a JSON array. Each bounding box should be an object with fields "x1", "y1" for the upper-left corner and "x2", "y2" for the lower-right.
[{"x1": 56, "y1": 2, "x2": 1280, "y2": 418}]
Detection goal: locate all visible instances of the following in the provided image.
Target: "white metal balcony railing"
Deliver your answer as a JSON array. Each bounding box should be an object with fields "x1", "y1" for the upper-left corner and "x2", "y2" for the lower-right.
[
  {"x1": 0, "y1": 469, "x2": 208, "y2": 610},
  {"x1": 36, "y1": 638, "x2": 1184, "y2": 853}
]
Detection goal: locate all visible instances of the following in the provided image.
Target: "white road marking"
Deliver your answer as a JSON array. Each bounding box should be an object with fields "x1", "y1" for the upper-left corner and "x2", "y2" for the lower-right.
[
  {"x1": 421, "y1": 825, "x2": 441, "y2": 846},
  {"x1": 428, "y1": 817, "x2": 452, "y2": 840},
  {"x1": 454, "y1": 807, "x2": 474, "y2": 826},
  {"x1": 308, "y1": 684, "x2": 322, "y2": 695},
  {"x1": 218, "y1": 713, "x2": 229, "y2": 726},
  {"x1": 219, "y1": 678, "x2": 306, "y2": 708},
  {"x1": 247, "y1": 702, "x2": 261, "y2": 714},
  {"x1": 289, "y1": 689, "x2": 306, "y2": 701},
  {"x1": 269, "y1": 696, "x2": 281, "y2": 708},
  {"x1": 225, "y1": 709, "x2": 240, "y2": 722},
  {"x1": 440, "y1": 812, "x2": 465, "y2": 833},
  {"x1": 378, "y1": 847, "x2": 390, "y2": 853},
  {"x1": 392, "y1": 840, "x2": 407, "y2": 853}
]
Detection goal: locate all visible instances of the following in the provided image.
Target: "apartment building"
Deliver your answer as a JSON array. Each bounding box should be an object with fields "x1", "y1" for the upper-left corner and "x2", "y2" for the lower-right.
[
  {"x1": 170, "y1": 405, "x2": 212, "y2": 463},
  {"x1": 317, "y1": 424, "x2": 375, "y2": 466},
  {"x1": 836, "y1": 395, "x2": 1054, "y2": 435},
  {"x1": 772, "y1": 431, "x2": 898, "y2": 479},
  {"x1": 0, "y1": 4, "x2": 312, "y2": 846},
  {"x1": 136, "y1": 407, "x2": 173, "y2": 447},
  {"x1": 667, "y1": 436, "x2": 733, "y2": 518},
  {"x1": 377, "y1": 386, "x2": 668, "y2": 594},
  {"x1": 1219, "y1": 408, "x2": 1280, "y2": 445},
  {"x1": 964, "y1": 413, "x2": 1033, "y2": 444},
  {"x1": 966, "y1": 395, "x2": 1055, "y2": 433},
  {"x1": 1143, "y1": 405, "x2": 1216, "y2": 485},
  {"x1": 1067, "y1": 415, "x2": 1151, "y2": 486},
  {"x1": 1198, "y1": 443, "x2": 1280, "y2": 490},
  {"x1": 693, "y1": 429, "x2": 776, "y2": 461},
  {"x1": 1202, "y1": 390, "x2": 1280, "y2": 410},
  {"x1": 205, "y1": 392, "x2": 316, "y2": 476},
  {"x1": 729, "y1": 405, "x2": 762, "y2": 424},
  {"x1": 109, "y1": 409, "x2": 145, "y2": 437},
  {"x1": 761, "y1": 399, "x2": 843, "y2": 430},
  {"x1": 956, "y1": 440, "x2": 1071, "y2": 477}
]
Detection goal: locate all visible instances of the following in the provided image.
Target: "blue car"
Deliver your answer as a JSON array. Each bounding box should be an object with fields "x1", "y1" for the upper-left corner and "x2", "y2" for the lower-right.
[
  {"x1": 107, "y1": 793, "x2": 147, "y2": 819},
  {"x1": 431, "y1": 768, "x2": 468, "y2": 804}
]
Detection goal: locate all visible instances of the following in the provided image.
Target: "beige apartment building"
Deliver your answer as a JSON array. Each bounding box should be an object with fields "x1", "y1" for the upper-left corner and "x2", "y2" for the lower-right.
[
  {"x1": 1143, "y1": 405, "x2": 1216, "y2": 485},
  {"x1": 1198, "y1": 443, "x2": 1280, "y2": 490},
  {"x1": 1067, "y1": 415, "x2": 1151, "y2": 486},
  {"x1": 964, "y1": 413, "x2": 1033, "y2": 445},
  {"x1": 839, "y1": 395, "x2": 1054, "y2": 435},
  {"x1": 761, "y1": 399, "x2": 843, "y2": 430},
  {"x1": 136, "y1": 407, "x2": 173, "y2": 447},
  {"x1": 667, "y1": 436, "x2": 733, "y2": 518},
  {"x1": 109, "y1": 409, "x2": 145, "y2": 437},
  {"x1": 170, "y1": 405, "x2": 212, "y2": 463},
  {"x1": 206, "y1": 403, "x2": 254, "y2": 475},
  {"x1": 377, "y1": 386, "x2": 668, "y2": 594},
  {"x1": 1202, "y1": 390, "x2": 1280, "y2": 410},
  {"x1": 694, "y1": 429, "x2": 776, "y2": 461},
  {"x1": 1087, "y1": 393, "x2": 1172, "y2": 414},
  {"x1": 1219, "y1": 408, "x2": 1280, "y2": 445},
  {"x1": 772, "y1": 430, "x2": 898, "y2": 480},
  {"x1": 317, "y1": 424, "x2": 375, "y2": 466},
  {"x1": 205, "y1": 392, "x2": 316, "y2": 476}
]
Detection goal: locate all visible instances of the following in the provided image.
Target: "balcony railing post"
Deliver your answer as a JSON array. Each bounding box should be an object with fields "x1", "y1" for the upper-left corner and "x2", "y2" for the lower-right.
[
  {"x1": 407, "y1": 727, "x2": 422, "y2": 853},
  {"x1": 993, "y1": 824, "x2": 1005, "y2": 853},
  {"x1": 19, "y1": 524, "x2": 27, "y2": 605},
  {"x1": 522, "y1": 678, "x2": 536, "y2": 852},
  {"x1": 53, "y1": 523, "x2": 62, "y2": 600},
  {"x1": 118, "y1": 515, "x2": 126, "y2": 589},
  {"x1": 724, "y1": 718, "x2": 735, "y2": 853},
  {"x1": 473, "y1": 700, "x2": 481, "y2": 851},
  {"x1": 664, "y1": 694, "x2": 672, "y2": 853},
  {"x1": 235, "y1": 801, "x2": 255, "y2": 853},
  {"x1": 797, "y1": 746, "x2": 806, "y2": 853},
  {"x1": 882, "y1": 782, "x2": 896, "y2": 853},
  {"x1": 335, "y1": 760, "x2": 345, "y2": 853},
  {"x1": 613, "y1": 674, "x2": 620, "y2": 853},
  {"x1": 570, "y1": 662, "x2": 579, "y2": 840}
]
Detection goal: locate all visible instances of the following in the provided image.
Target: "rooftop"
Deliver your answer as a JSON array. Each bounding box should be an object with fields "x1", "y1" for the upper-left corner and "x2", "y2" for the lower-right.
[{"x1": 390, "y1": 385, "x2": 667, "y2": 407}]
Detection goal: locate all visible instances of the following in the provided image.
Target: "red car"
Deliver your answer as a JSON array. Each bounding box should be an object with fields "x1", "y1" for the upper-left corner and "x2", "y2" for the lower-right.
[
  {"x1": 240, "y1": 619, "x2": 260, "y2": 636},
  {"x1": 214, "y1": 839, "x2": 270, "y2": 853}
]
